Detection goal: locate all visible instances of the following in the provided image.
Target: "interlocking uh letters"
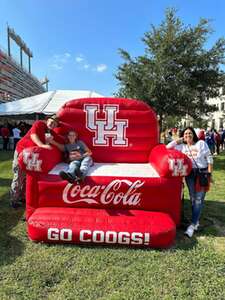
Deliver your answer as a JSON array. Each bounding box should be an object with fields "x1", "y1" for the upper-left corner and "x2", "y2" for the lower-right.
[{"x1": 84, "y1": 104, "x2": 128, "y2": 146}]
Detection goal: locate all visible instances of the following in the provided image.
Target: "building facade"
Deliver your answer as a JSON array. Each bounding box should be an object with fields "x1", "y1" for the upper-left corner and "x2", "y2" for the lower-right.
[
  {"x1": 0, "y1": 48, "x2": 45, "y2": 103},
  {"x1": 207, "y1": 93, "x2": 225, "y2": 130},
  {"x1": 181, "y1": 93, "x2": 225, "y2": 130}
]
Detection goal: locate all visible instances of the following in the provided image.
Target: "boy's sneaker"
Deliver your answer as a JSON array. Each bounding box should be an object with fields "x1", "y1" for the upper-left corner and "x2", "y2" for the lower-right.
[
  {"x1": 75, "y1": 168, "x2": 82, "y2": 178},
  {"x1": 59, "y1": 171, "x2": 74, "y2": 184},
  {"x1": 75, "y1": 168, "x2": 84, "y2": 182},
  {"x1": 184, "y1": 224, "x2": 195, "y2": 238}
]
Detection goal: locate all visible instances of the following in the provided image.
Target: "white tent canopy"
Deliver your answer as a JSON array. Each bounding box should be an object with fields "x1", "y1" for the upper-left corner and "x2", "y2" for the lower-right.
[{"x1": 0, "y1": 90, "x2": 104, "y2": 116}]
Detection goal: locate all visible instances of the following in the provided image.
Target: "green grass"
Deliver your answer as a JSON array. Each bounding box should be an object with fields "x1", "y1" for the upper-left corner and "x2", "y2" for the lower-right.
[{"x1": 0, "y1": 151, "x2": 225, "y2": 300}]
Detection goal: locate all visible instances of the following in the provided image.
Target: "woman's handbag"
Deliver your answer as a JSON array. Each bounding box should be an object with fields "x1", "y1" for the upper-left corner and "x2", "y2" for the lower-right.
[
  {"x1": 187, "y1": 145, "x2": 211, "y2": 190},
  {"x1": 197, "y1": 169, "x2": 209, "y2": 187}
]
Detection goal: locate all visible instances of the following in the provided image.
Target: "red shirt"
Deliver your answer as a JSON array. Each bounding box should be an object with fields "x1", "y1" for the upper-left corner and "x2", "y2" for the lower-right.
[
  {"x1": 16, "y1": 120, "x2": 57, "y2": 153},
  {"x1": 198, "y1": 130, "x2": 205, "y2": 141},
  {"x1": 1, "y1": 127, "x2": 10, "y2": 138}
]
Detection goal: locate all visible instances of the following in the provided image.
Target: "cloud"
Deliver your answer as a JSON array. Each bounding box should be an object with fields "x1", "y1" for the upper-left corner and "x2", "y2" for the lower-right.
[
  {"x1": 51, "y1": 63, "x2": 63, "y2": 70},
  {"x1": 95, "y1": 64, "x2": 107, "y2": 72},
  {"x1": 75, "y1": 53, "x2": 107, "y2": 73},
  {"x1": 49, "y1": 52, "x2": 107, "y2": 73},
  {"x1": 83, "y1": 64, "x2": 90, "y2": 69},
  {"x1": 75, "y1": 54, "x2": 88, "y2": 70},
  {"x1": 75, "y1": 55, "x2": 85, "y2": 63},
  {"x1": 50, "y1": 52, "x2": 71, "y2": 70},
  {"x1": 65, "y1": 53, "x2": 71, "y2": 58}
]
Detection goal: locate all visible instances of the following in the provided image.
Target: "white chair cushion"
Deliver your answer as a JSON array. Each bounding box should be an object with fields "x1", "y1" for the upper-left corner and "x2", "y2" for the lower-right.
[{"x1": 49, "y1": 162, "x2": 160, "y2": 178}]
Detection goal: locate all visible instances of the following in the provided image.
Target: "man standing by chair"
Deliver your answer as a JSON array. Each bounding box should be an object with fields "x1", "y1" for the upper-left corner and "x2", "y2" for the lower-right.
[{"x1": 10, "y1": 115, "x2": 60, "y2": 208}]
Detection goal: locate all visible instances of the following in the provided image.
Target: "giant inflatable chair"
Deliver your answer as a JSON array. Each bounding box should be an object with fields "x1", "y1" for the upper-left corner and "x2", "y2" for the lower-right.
[{"x1": 19, "y1": 97, "x2": 192, "y2": 248}]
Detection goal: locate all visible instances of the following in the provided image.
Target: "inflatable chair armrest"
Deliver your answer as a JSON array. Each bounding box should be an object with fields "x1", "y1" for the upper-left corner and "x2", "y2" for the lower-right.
[
  {"x1": 149, "y1": 144, "x2": 192, "y2": 178},
  {"x1": 18, "y1": 146, "x2": 62, "y2": 175}
]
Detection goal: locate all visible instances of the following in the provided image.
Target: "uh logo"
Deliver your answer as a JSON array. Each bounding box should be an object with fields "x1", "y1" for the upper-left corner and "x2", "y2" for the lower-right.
[
  {"x1": 84, "y1": 104, "x2": 128, "y2": 147},
  {"x1": 168, "y1": 158, "x2": 188, "y2": 176},
  {"x1": 23, "y1": 150, "x2": 42, "y2": 171}
]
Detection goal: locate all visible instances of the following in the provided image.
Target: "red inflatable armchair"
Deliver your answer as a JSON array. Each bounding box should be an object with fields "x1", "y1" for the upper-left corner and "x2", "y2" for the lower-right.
[{"x1": 19, "y1": 97, "x2": 191, "y2": 248}]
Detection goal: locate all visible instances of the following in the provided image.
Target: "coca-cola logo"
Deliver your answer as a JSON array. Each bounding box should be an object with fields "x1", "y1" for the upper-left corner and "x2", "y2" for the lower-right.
[{"x1": 62, "y1": 179, "x2": 145, "y2": 206}]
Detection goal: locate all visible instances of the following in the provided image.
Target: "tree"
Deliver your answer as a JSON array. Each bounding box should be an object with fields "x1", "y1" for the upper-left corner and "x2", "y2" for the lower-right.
[{"x1": 115, "y1": 8, "x2": 225, "y2": 130}]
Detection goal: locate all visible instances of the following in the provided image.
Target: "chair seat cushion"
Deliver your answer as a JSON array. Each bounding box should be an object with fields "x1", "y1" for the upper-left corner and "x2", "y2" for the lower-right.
[
  {"x1": 28, "y1": 207, "x2": 176, "y2": 248},
  {"x1": 49, "y1": 162, "x2": 160, "y2": 178}
]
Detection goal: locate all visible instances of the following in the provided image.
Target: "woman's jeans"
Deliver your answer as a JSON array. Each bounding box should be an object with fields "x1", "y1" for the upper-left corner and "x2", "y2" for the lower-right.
[
  {"x1": 68, "y1": 156, "x2": 93, "y2": 178},
  {"x1": 185, "y1": 169, "x2": 206, "y2": 225}
]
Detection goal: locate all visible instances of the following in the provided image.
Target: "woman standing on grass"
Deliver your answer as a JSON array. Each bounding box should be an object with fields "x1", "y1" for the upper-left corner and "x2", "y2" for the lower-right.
[{"x1": 166, "y1": 127, "x2": 213, "y2": 238}]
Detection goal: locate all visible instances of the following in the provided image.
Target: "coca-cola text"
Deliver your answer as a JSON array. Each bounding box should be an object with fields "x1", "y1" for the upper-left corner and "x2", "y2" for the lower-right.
[{"x1": 62, "y1": 179, "x2": 144, "y2": 206}]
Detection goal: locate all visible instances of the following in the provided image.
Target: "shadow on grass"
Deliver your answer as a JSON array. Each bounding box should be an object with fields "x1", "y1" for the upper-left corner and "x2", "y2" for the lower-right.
[
  {"x1": 174, "y1": 198, "x2": 225, "y2": 250},
  {"x1": 0, "y1": 178, "x2": 12, "y2": 187},
  {"x1": 0, "y1": 150, "x2": 13, "y2": 162},
  {"x1": 0, "y1": 191, "x2": 25, "y2": 267},
  {"x1": 212, "y1": 151, "x2": 225, "y2": 171}
]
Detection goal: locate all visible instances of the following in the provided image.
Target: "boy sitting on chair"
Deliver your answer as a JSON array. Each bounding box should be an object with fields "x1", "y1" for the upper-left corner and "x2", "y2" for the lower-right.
[{"x1": 52, "y1": 130, "x2": 93, "y2": 183}]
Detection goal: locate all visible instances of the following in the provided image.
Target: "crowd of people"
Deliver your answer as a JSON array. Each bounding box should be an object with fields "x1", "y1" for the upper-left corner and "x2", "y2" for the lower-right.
[{"x1": 0, "y1": 121, "x2": 32, "y2": 150}]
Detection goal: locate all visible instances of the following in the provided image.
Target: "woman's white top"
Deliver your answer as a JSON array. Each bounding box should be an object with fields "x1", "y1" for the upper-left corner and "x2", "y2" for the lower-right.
[{"x1": 166, "y1": 140, "x2": 213, "y2": 169}]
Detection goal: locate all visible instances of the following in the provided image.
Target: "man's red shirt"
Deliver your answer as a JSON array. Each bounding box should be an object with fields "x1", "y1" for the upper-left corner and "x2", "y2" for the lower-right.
[{"x1": 16, "y1": 120, "x2": 58, "y2": 153}]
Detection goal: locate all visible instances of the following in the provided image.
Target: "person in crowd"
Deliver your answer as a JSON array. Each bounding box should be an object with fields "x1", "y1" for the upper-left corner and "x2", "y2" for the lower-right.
[
  {"x1": 52, "y1": 130, "x2": 92, "y2": 183},
  {"x1": 7, "y1": 121, "x2": 13, "y2": 136},
  {"x1": 213, "y1": 129, "x2": 221, "y2": 155},
  {"x1": 160, "y1": 130, "x2": 166, "y2": 144},
  {"x1": 198, "y1": 129, "x2": 205, "y2": 141},
  {"x1": 1, "y1": 123, "x2": 10, "y2": 150},
  {"x1": 221, "y1": 129, "x2": 225, "y2": 150},
  {"x1": 18, "y1": 122, "x2": 26, "y2": 137},
  {"x1": 218, "y1": 128, "x2": 223, "y2": 151},
  {"x1": 10, "y1": 115, "x2": 60, "y2": 208},
  {"x1": 205, "y1": 129, "x2": 215, "y2": 155},
  {"x1": 165, "y1": 129, "x2": 173, "y2": 144},
  {"x1": 166, "y1": 126, "x2": 213, "y2": 238},
  {"x1": 12, "y1": 124, "x2": 21, "y2": 150},
  {"x1": 172, "y1": 127, "x2": 179, "y2": 140}
]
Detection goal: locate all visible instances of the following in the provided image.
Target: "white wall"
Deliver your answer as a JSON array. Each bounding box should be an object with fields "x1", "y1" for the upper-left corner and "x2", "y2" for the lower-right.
[{"x1": 207, "y1": 94, "x2": 225, "y2": 129}]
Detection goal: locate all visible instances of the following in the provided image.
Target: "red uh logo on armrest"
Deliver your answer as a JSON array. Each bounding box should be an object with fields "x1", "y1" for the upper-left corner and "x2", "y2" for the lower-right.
[
  {"x1": 84, "y1": 104, "x2": 128, "y2": 146},
  {"x1": 168, "y1": 158, "x2": 188, "y2": 176},
  {"x1": 23, "y1": 151, "x2": 42, "y2": 171}
]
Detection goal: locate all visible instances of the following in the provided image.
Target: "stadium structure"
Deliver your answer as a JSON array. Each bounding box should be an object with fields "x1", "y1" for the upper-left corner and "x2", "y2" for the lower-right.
[{"x1": 0, "y1": 26, "x2": 46, "y2": 103}]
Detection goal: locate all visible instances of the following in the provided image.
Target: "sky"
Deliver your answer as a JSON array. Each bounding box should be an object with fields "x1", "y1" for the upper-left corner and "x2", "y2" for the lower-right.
[{"x1": 0, "y1": 0, "x2": 225, "y2": 96}]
